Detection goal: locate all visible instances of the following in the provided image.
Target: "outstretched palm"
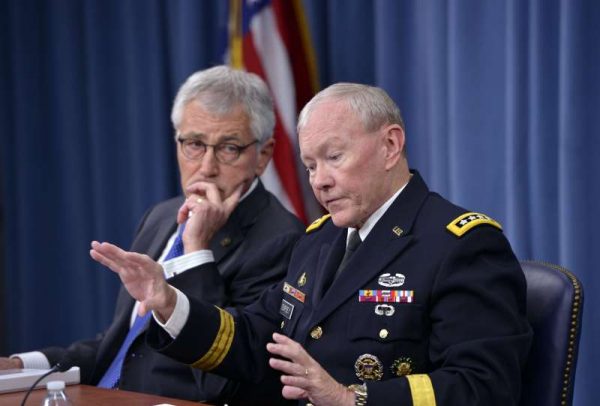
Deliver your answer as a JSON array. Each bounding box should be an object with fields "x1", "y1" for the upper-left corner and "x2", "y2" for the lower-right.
[{"x1": 90, "y1": 241, "x2": 171, "y2": 316}]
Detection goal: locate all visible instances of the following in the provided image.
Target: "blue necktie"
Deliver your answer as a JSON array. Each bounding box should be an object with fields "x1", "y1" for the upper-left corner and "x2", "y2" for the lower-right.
[{"x1": 97, "y1": 225, "x2": 185, "y2": 389}]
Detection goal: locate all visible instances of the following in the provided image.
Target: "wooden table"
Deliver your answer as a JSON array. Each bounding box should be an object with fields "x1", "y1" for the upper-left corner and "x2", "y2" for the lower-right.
[{"x1": 0, "y1": 384, "x2": 209, "y2": 405}]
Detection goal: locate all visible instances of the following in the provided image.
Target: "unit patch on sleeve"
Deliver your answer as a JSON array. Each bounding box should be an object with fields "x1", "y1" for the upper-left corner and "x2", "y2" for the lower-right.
[{"x1": 446, "y1": 212, "x2": 502, "y2": 237}]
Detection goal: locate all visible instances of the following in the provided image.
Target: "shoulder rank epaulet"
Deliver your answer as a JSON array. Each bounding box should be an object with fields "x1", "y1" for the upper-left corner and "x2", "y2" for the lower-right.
[
  {"x1": 446, "y1": 212, "x2": 502, "y2": 237},
  {"x1": 306, "y1": 214, "x2": 331, "y2": 233}
]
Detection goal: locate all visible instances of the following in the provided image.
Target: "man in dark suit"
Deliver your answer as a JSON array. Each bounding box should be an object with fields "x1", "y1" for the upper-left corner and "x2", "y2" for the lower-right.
[
  {"x1": 0, "y1": 66, "x2": 303, "y2": 402},
  {"x1": 91, "y1": 83, "x2": 532, "y2": 406}
]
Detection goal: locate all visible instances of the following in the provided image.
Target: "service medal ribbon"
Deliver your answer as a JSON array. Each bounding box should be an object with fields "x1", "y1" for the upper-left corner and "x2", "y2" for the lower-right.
[
  {"x1": 283, "y1": 282, "x2": 306, "y2": 303},
  {"x1": 358, "y1": 289, "x2": 414, "y2": 303}
]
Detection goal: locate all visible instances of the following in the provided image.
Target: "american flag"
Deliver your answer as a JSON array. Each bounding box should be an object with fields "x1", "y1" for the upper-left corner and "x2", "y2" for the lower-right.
[{"x1": 226, "y1": 0, "x2": 320, "y2": 224}]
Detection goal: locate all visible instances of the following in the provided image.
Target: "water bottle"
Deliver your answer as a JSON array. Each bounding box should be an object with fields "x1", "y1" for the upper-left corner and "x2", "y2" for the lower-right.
[{"x1": 40, "y1": 380, "x2": 72, "y2": 406}]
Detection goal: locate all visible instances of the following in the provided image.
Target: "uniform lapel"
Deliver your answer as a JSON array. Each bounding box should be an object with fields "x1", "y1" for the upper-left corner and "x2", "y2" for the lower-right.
[
  {"x1": 313, "y1": 230, "x2": 413, "y2": 323},
  {"x1": 311, "y1": 230, "x2": 347, "y2": 305},
  {"x1": 313, "y1": 171, "x2": 429, "y2": 323},
  {"x1": 210, "y1": 180, "x2": 269, "y2": 266},
  {"x1": 210, "y1": 220, "x2": 243, "y2": 263},
  {"x1": 131, "y1": 198, "x2": 183, "y2": 260}
]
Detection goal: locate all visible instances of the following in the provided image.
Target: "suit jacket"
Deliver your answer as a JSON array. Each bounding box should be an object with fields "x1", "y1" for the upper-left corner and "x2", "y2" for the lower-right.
[
  {"x1": 40, "y1": 181, "x2": 303, "y2": 402},
  {"x1": 150, "y1": 171, "x2": 533, "y2": 406}
]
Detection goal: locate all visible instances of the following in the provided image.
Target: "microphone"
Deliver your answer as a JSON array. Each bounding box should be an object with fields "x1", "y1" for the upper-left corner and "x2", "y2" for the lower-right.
[{"x1": 20, "y1": 356, "x2": 74, "y2": 406}]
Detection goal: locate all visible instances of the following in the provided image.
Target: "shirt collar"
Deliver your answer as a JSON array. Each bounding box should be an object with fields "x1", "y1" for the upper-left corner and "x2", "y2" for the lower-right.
[
  {"x1": 240, "y1": 178, "x2": 258, "y2": 202},
  {"x1": 347, "y1": 179, "x2": 410, "y2": 244}
]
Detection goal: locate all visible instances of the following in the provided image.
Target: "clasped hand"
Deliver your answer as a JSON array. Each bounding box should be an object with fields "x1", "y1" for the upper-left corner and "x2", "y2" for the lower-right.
[
  {"x1": 267, "y1": 333, "x2": 354, "y2": 406},
  {"x1": 177, "y1": 182, "x2": 243, "y2": 251}
]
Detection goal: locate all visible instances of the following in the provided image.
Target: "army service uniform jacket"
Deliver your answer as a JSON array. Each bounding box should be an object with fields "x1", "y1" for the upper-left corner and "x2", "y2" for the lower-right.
[
  {"x1": 149, "y1": 171, "x2": 533, "y2": 406},
  {"x1": 39, "y1": 181, "x2": 304, "y2": 402}
]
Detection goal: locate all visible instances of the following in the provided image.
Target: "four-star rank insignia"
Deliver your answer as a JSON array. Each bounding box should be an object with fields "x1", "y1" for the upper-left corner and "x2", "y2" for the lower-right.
[{"x1": 446, "y1": 212, "x2": 502, "y2": 237}]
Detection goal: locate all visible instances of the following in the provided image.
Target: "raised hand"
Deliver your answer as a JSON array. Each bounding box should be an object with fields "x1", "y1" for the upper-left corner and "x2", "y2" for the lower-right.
[{"x1": 89, "y1": 241, "x2": 177, "y2": 321}]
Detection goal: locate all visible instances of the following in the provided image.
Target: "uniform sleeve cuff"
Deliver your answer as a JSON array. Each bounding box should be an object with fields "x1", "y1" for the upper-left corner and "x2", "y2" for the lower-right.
[
  {"x1": 10, "y1": 351, "x2": 51, "y2": 370},
  {"x1": 153, "y1": 287, "x2": 190, "y2": 339},
  {"x1": 162, "y1": 250, "x2": 215, "y2": 278}
]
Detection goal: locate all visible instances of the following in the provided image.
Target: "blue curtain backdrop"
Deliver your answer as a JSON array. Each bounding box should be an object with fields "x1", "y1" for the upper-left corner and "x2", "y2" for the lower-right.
[{"x1": 0, "y1": 1, "x2": 598, "y2": 405}]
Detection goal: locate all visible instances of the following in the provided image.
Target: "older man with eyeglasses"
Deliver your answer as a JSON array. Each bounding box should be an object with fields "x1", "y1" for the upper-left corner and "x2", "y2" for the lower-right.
[{"x1": 1, "y1": 66, "x2": 304, "y2": 403}]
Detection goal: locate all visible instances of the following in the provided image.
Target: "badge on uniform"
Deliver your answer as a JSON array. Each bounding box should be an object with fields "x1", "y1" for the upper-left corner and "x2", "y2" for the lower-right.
[
  {"x1": 279, "y1": 299, "x2": 294, "y2": 320},
  {"x1": 297, "y1": 272, "x2": 307, "y2": 287},
  {"x1": 283, "y1": 282, "x2": 306, "y2": 303},
  {"x1": 374, "y1": 304, "x2": 395, "y2": 316},
  {"x1": 392, "y1": 226, "x2": 403, "y2": 236},
  {"x1": 359, "y1": 289, "x2": 414, "y2": 303},
  {"x1": 354, "y1": 354, "x2": 384, "y2": 381},
  {"x1": 391, "y1": 357, "x2": 414, "y2": 376},
  {"x1": 378, "y1": 273, "x2": 405, "y2": 287}
]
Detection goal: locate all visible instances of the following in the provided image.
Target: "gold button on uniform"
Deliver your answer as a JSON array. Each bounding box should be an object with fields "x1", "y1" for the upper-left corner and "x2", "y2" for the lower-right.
[
  {"x1": 379, "y1": 328, "x2": 389, "y2": 339},
  {"x1": 310, "y1": 326, "x2": 323, "y2": 339},
  {"x1": 280, "y1": 320, "x2": 285, "y2": 329}
]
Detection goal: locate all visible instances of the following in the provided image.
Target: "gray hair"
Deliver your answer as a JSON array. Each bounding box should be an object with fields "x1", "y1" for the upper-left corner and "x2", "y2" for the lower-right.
[
  {"x1": 171, "y1": 66, "x2": 275, "y2": 144},
  {"x1": 297, "y1": 83, "x2": 404, "y2": 133}
]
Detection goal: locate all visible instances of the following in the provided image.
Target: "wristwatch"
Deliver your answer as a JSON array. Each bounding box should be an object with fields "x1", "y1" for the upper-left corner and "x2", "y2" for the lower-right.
[{"x1": 348, "y1": 383, "x2": 368, "y2": 405}]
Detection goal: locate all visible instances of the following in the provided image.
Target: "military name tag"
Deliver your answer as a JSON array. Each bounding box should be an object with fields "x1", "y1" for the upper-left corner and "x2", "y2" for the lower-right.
[
  {"x1": 359, "y1": 289, "x2": 414, "y2": 303},
  {"x1": 283, "y1": 282, "x2": 306, "y2": 303},
  {"x1": 279, "y1": 299, "x2": 294, "y2": 320}
]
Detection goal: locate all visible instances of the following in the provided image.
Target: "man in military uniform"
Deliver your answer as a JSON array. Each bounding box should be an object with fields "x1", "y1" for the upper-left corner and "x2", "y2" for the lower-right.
[{"x1": 91, "y1": 83, "x2": 532, "y2": 405}]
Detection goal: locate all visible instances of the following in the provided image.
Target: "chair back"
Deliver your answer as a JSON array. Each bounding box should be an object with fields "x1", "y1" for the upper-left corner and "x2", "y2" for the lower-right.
[{"x1": 519, "y1": 261, "x2": 584, "y2": 406}]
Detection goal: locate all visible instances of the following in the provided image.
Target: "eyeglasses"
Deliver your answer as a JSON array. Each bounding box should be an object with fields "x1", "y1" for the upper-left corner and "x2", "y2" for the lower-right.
[{"x1": 176, "y1": 136, "x2": 259, "y2": 164}]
